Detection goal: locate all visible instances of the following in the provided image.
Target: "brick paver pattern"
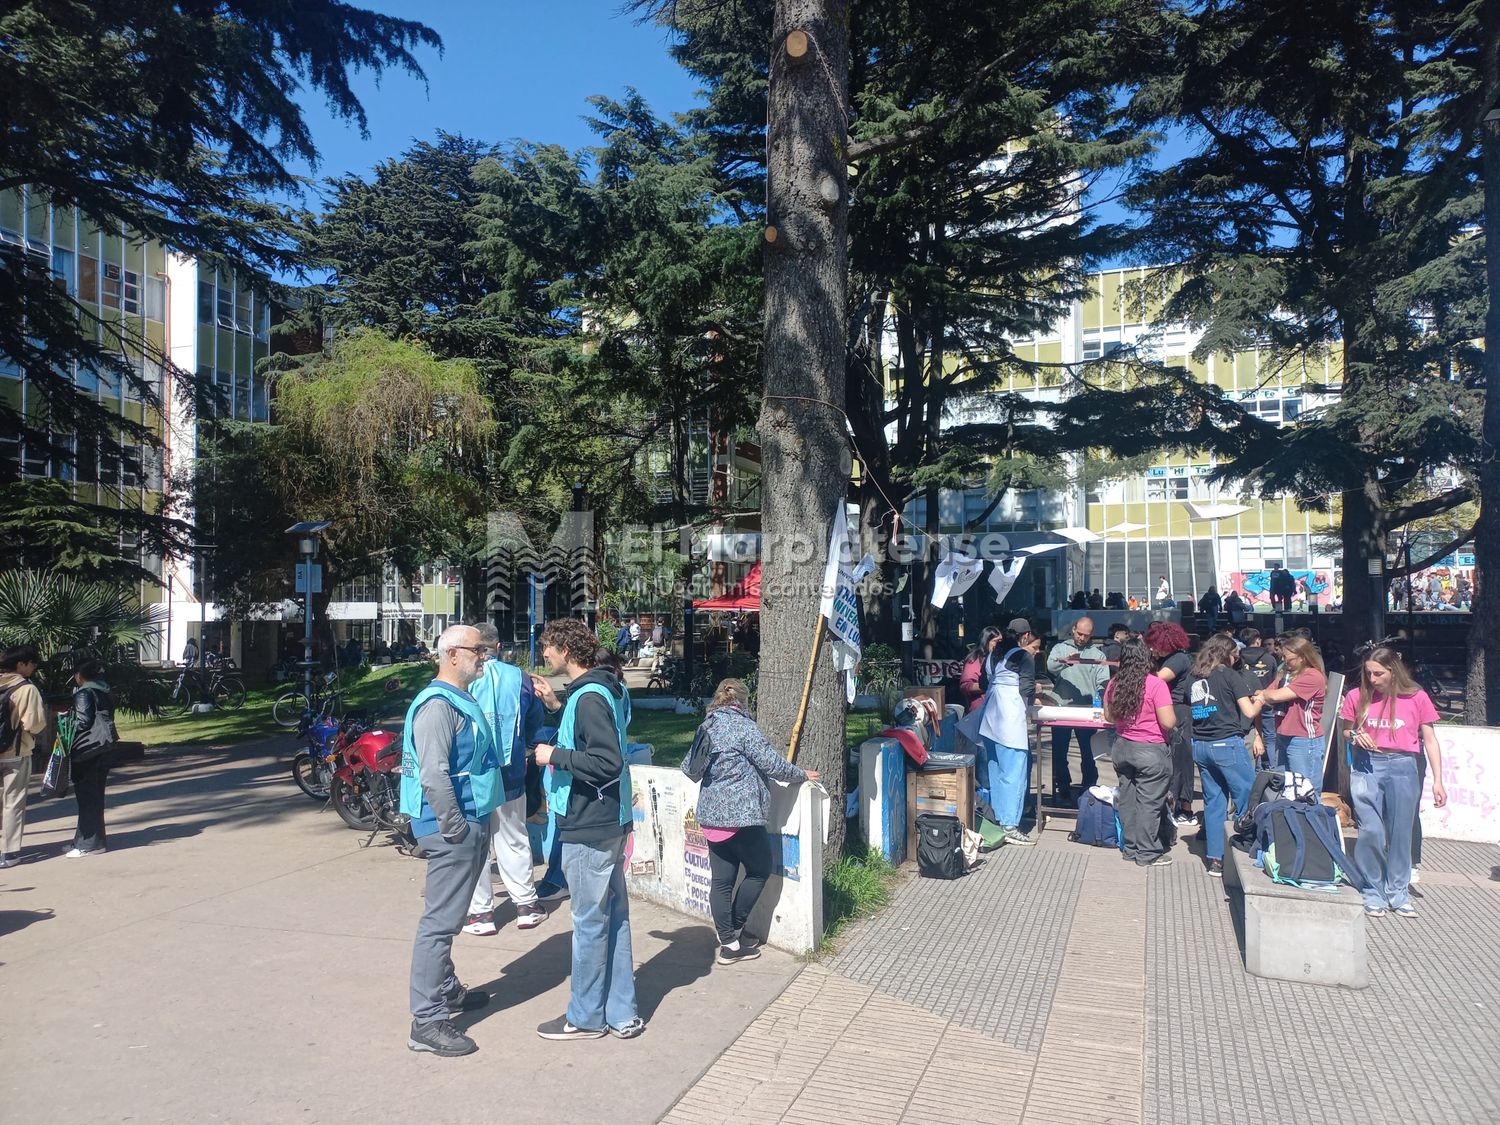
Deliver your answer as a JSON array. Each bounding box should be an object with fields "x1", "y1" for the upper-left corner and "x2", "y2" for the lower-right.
[{"x1": 665, "y1": 825, "x2": 1500, "y2": 1125}]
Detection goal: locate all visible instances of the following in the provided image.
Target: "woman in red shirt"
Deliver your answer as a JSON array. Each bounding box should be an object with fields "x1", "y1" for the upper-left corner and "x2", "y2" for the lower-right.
[
  {"x1": 1337, "y1": 646, "x2": 1446, "y2": 918},
  {"x1": 1252, "y1": 636, "x2": 1327, "y2": 793},
  {"x1": 1102, "y1": 636, "x2": 1178, "y2": 867}
]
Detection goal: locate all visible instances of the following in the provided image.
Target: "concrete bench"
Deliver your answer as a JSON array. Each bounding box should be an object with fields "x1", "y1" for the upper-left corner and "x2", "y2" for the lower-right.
[{"x1": 1221, "y1": 824, "x2": 1368, "y2": 990}]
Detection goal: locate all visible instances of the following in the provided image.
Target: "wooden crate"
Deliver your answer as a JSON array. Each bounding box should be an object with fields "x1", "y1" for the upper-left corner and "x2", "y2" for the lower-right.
[{"x1": 905, "y1": 764, "x2": 974, "y2": 857}]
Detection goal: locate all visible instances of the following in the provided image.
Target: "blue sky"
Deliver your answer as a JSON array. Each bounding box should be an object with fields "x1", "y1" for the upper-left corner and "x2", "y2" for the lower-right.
[{"x1": 294, "y1": 1, "x2": 702, "y2": 190}]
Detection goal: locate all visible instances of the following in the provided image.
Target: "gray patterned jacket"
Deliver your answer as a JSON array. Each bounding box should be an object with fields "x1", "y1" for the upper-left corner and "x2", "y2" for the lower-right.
[{"x1": 690, "y1": 705, "x2": 809, "y2": 829}]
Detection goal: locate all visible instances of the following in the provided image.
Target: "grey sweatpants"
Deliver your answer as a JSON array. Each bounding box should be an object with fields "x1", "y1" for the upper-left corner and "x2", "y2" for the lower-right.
[
  {"x1": 409, "y1": 820, "x2": 491, "y2": 1025},
  {"x1": 1112, "y1": 739, "x2": 1172, "y2": 864}
]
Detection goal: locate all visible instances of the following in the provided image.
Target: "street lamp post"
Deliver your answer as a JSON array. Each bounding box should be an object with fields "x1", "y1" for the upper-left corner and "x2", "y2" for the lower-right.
[{"x1": 287, "y1": 521, "x2": 331, "y2": 702}]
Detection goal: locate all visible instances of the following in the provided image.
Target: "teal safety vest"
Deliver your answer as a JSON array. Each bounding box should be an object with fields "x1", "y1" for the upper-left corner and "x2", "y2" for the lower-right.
[
  {"x1": 400, "y1": 680, "x2": 502, "y2": 821},
  {"x1": 547, "y1": 681, "x2": 632, "y2": 826}
]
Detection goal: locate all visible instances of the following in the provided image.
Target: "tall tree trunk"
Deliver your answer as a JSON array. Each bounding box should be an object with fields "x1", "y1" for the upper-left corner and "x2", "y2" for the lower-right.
[
  {"x1": 1466, "y1": 0, "x2": 1500, "y2": 724},
  {"x1": 1339, "y1": 475, "x2": 1386, "y2": 668},
  {"x1": 756, "y1": 0, "x2": 851, "y2": 867}
]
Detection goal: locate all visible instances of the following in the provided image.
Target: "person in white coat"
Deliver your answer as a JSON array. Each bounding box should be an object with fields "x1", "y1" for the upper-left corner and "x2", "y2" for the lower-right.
[{"x1": 976, "y1": 617, "x2": 1042, "y2": 846}]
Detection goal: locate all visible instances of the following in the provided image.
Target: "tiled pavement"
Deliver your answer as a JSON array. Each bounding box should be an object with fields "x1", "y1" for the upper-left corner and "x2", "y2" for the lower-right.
[{"x1": 664, "y1": 823, "x2": 1500, "y2": 1125}]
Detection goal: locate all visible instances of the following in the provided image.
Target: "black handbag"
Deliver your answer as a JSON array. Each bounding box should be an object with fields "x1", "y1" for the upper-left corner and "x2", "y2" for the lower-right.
[{"x1": 916, "y1": 813, "x2": 966, "y2": 879}]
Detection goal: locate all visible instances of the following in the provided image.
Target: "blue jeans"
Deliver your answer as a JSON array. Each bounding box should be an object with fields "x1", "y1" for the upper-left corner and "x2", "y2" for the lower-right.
[
  {"x1": 560, "y1": 835, "x2": 636, "y2": 1030},
  {"x1": 1350, "y1": 750, "x2": 1420, "y2": 911},
  {"x1": 1277, "y1": 734, "x2": 1325, "y2": 794},
  {"x1": 1259, "y1": 713, "x2": 1276, "y2": 766},
  {"x1": 980, "y1": 737, "x2": 1030, "y2": 828},
  {"x1": 540, "y1": 806, "x2": 567, "y2": 889},
  {"x1": 1192, "y1": 737, "x2": 1255, "y2": 860}
]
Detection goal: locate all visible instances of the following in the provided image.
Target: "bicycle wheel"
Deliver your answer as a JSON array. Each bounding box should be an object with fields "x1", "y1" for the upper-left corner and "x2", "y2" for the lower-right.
[
  {"x1": 164, "y1": 673, "x2": 200, "y2": 716},
  {"x1": 274, "y1": 690, "x2": 311, "y2": 727},
  {"x1": 213, "y1": 675, "x2": 247, "y2": 711}
]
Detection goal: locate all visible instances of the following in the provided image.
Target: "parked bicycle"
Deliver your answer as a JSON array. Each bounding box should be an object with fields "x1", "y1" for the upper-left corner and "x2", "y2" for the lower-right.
[
  {"x1": 273, "y1": 671, "x2": 346, "y2": 728},
  {"x1": 163, "y1": 655, "x2": 247, "y2": 716}
]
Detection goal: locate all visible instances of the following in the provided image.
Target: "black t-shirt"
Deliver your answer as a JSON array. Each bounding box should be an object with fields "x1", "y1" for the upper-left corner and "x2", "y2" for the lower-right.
[
  {"x1": 1161, "y1": 651, "x2": 1193, "y2": 705},
  {"x1": 1186, "y1": 667, "x2": 1249, "y2": 741},
  {"x1": 1240, "y1": 646, "x2": 1277, "y2": 689}
]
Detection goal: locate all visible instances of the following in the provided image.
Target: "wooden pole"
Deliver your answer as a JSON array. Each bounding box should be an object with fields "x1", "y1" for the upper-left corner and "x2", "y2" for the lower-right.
[{"x1": 787, "y1": 620, "x2": 825, "y2": 763}]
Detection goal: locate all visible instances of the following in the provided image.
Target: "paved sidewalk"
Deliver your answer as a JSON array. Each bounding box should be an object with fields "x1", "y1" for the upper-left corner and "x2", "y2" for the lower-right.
[
  {"x1": 0, "y1": 737, "x2": 800, "y2": 1124},
  {"x1": 667, "y1": 816, "x2": 1500, "y2": 1125}
]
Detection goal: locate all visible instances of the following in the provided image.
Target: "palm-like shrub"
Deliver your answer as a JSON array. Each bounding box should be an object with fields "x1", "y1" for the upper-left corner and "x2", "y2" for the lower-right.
[{"x1": 0, "y1": 570, "x2": 166, "y2": 714}]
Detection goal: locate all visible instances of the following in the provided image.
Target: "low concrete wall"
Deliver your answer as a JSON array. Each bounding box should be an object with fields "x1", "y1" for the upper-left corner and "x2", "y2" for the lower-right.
[{"x1": 624, "y1": 765, "x2": 829, "y2": 954}]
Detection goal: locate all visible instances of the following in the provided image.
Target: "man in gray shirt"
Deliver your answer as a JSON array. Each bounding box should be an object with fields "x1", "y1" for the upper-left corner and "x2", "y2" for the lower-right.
[
  {"x1": 404, "y1": 624, "x2": 494, "y2": 1057},
  {"x1": 1045, "y1": 617, "x2": 1111, "y2": 803}
]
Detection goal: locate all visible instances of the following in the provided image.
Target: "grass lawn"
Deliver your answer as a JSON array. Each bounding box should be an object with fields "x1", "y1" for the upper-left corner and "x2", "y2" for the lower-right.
[{"x1": 116, "y1": 665, "x2": 429, "y2": 749}]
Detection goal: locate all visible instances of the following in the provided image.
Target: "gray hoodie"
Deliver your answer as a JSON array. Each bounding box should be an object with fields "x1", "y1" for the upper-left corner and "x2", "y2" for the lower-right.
[{"x1": 1045, "y1": 639, "x2": 1110, "y2": 705}]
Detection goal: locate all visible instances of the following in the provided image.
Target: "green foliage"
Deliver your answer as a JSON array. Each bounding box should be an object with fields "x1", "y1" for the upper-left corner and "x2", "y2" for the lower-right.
[
  {"x1": 0, "y1": 1, "x2": 439, "y2": 525},
  {"x1": 0, "y1": 479, "x2": 187, "y2": 585},
  {"x1": 822, "y1": 847, "x2": 897, "y2": 945},
  {"x1": 0, "y1": 569, "x2": 163, "y2": 713}
]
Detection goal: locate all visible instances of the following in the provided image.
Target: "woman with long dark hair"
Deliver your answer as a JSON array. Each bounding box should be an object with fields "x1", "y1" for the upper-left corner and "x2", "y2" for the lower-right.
[
  {"x1": 1337, "y1": 646, "x2": 1446, "y2": 918},
  {"x1": 959, "y1": 626, "x2": 1003, "y2": 711},
  {"x1": 67, "y1": 657, "x2": 119, "y2": 856},
  {"x1": 1102, "y1": 636, "x2": 1177, "y2": 867},
  {"x1": 1184, "y1": 636, "x2": 1260, "y2": 878},
  {"x1": 1145, "y1": 621, "x2": 1196, "y2": 828}
]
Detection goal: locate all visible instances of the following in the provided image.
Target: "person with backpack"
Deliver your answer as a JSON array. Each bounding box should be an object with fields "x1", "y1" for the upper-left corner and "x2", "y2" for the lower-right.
[
  {"x1": 1253, "y1": 635, "x2": 1327, "y2": 792},
  {"x1": 978, "y1": 618, "x2": 1043, "y2": 846},
  {"x1": 0, "y1": 645, "x2": 47, "y2": 869},
  {"x1": 532, "y1": 619, "x2": 643, "y2": 1042},
  {"x1": 682, "y1": 678, "x2": 818, "y2": 963},
  {"x1": 1183, "y1": 636, "x2": 1262, "y2": 878},
  {"x1": 1102, "y1": 636, "x2": 1177, "y2": 867},
  {"x1": 66, "y1": 658, "x2": 119, "y2": 857},
  {"x1": 1337, "y1": 645, "x2": 1446, "y2": 918},
  {"x1": 1145, "y1": 621, "x2": 1196, "y2": 828}
]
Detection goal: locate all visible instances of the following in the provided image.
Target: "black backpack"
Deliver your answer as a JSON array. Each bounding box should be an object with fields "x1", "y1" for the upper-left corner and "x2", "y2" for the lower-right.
[
  {"x1": 916, "y1": 813, "x2": 967, "y2": 879},
  {"x1": 0, "y1": 682, "x2": 24, "y2": 757},
  {"x1": 1254, "y1": 800, "x2": 1368, "y2": 889}
]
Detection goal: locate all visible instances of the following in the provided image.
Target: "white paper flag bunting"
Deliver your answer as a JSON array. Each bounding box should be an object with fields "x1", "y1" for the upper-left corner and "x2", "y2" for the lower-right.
[
  {"x1": 931, "y1": 553, "x2": 984, "y2": 609},
  {"x1": 818, "y1": 503, "x2": 862, "y2": 703},
  {"x1": 988, "y1": 556, "x2": 1025, "y2": 603},
  {"x1": 851, "y1": 552, "x2": 877, "y2": 585}
]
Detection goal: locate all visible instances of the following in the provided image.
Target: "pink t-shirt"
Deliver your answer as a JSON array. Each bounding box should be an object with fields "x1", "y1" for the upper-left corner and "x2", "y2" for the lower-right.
[
  {"x1": 1105, "y1": 674, "x2": 1172, "y2": 743},
  {"x1": 701, "y1": 826, "x2": 738, "y2": 844},
  {"x1": 1337, "y1": 688, "x2": 1439, "y2": 754},
  {"x1": 1275, "y1": 669, "x2": 1327, "y2": 738}
]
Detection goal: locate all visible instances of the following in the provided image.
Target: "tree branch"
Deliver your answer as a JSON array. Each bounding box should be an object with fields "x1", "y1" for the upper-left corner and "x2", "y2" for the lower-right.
[
  {"x1": 1385, "y1": 486, "x2": 1473, "y2": 529},
  {"x1": 1388, "y1": 528, "x2": 1475, "y2": 580},
  {"x1": 846, "y1": 57, "x2": 1004, "y2": 163}
]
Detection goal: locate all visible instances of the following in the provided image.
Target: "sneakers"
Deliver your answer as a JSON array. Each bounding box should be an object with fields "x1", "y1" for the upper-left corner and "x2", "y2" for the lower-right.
[
  {"x1": 535, "y1": 881, "x2": 569, "y2": 903},
  {"x1": 1365, "y1": 906, "x2": 1388, "y2": 918},
  {"x1": 462, "y1": 911, "x2": 497, "y2": 936},
  {"x1": 536, "y1": 1016, "x2": 606, "y2": 1041},
  {"x1": 0, "y1": 853, "x2": 18, "y2": 869},
  {"x1": 1172, "y1": 812, "x2": 1196, "y2": 828},
  {"x1": 447, "y1": 987, "x2": 490, "y2": 1017},
  {"x1": 717, "y1": 942, "x2": 762, "y2": 965},
  {"x1": 1142, "y1": 854, "x2": 1174, "y2": 868},
  {"x1": 610, "y1": 1017, "x2": 646, "y2": 1040},
  {"x1": 1207, "y1": 859, "x2": 1224, "y2": 879},
  {"x1": 1001, "y1": 827, "x2": 1037, "y2": 847},
  {"x1": 65, "y1": 847, "x2": 105, "y2": 858},
  {"x1": 515, "y1": 901, "x2": 547, "y2": 930},
  {"x1": 1393, "y1": 903, "x2": 1418, "y2": 919},
  {"x1": 738, "y1": 932, "x2": 763, "y2": 951},
  {"x1": 408, "y1": 1019, "x2": 478, "y2": 1057},
  {"x1": 1409, "y1": 865, "x2": 1421, "y2": 884}
]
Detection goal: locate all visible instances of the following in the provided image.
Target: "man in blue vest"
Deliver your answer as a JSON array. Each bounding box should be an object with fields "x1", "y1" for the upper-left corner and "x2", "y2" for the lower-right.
[
  {"x1": 463, "y1": 623, "x2": 548, "y2": 935},
  {"x1": 532, "y1": 618, "x2": 642, "y2": 1042},
  {"x1": 401, "y1": 623, "x2": 500, "y2": 1057}
]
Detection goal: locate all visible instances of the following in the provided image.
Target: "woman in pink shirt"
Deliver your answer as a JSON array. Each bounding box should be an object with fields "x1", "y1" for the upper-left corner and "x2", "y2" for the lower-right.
[
  {"x1": 1102, "y1": 636, "x2": 1178, "y2": 867},
  {"x1": 1337, "y1": 646, "x2": 1446, "y2": 918},
  {"x1": 1252, "y1": 635, "x2": 1327, "y2": 792}
]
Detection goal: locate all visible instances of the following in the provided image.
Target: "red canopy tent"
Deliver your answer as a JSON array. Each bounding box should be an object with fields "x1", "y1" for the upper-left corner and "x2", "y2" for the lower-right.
[{"x1": 693, "y1": 562, "x2": 761, "y2": 612}]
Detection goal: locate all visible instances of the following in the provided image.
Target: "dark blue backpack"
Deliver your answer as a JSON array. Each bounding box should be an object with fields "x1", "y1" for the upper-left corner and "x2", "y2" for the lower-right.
[
  {"x1": 1254, "y1": 799, "x2": 1368, "y2": 889},
  {"x1": 1070, "y1": 791, "x2": 1122, "y2": 849}
]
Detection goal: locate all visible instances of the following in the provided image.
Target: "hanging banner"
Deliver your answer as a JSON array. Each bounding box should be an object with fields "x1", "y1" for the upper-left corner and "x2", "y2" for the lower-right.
[
  {"x1": 931, "y1": 553, "x2": 983, "y2": 609},
  {"x1": 819, "y1": 502, "x2": 862, "y2": 703},
  {"x1": 989, "y1": 556, "x2": 1025, "y2": 604},
  {"x1": 851, "y1": 552, "x2": 878, "y2": 585}
]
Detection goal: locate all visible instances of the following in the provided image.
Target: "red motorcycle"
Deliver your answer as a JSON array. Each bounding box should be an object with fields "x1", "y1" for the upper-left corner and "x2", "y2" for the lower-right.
[{"x1": 328, "y1": 726, "x2": 411, "y2": 842}]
